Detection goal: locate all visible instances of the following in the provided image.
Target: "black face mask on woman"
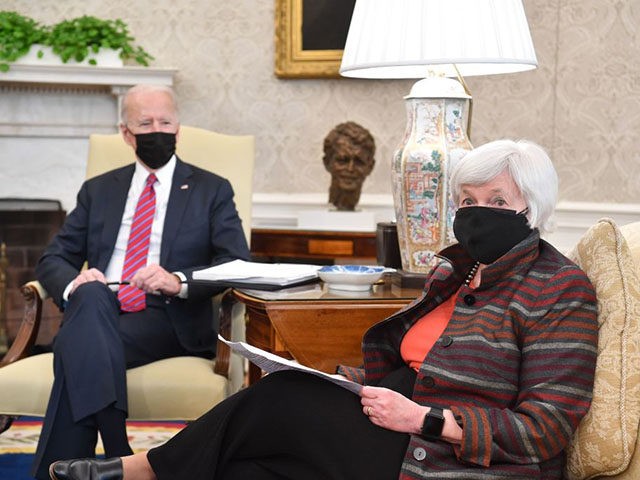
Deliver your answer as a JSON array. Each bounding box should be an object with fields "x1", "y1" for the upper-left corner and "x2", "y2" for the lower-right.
[
  {"x1": 453, "y1": 206, "x2": 532, "y2": 264},
  {"x1": 134, "y1": 132, "x2": 176, "y2": 170}
]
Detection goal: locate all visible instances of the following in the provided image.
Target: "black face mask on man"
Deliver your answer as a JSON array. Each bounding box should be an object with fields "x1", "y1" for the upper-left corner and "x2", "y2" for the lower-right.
[
  {"x1": 134, "y1": 132, "x2": 176, "y2": 170},
  {"x1": 453, "y1": 206, "x2": 532, "y2": 264}
]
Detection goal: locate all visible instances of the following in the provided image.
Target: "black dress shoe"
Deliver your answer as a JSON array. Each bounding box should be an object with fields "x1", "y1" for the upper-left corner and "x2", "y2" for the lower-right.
[{"x1": 49, "y1": 457, "x2": 123, "y2": 480}]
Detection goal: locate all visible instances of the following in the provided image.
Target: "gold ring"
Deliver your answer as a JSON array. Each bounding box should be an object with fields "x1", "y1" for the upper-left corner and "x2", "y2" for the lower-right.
[{"x1": 367, "y1": 406, "x2": 373, "y2": 416}]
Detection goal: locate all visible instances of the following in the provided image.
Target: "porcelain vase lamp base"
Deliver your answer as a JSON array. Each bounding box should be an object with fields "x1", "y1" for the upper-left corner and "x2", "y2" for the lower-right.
[{"x1": 392, "y1": 77, "x2": 473, "y2": 274}]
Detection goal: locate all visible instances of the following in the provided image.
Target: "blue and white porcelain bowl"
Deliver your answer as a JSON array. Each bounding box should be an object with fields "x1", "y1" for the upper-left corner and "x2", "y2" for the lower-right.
[{"x1": 318, "y1": 265, "x2": 386, "y2": 291}]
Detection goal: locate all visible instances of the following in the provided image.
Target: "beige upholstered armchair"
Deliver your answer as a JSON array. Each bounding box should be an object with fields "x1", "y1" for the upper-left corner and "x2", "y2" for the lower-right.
[
  {"x1": 563, "y1": 218, "x2": 640, "y2": 479},
  {"x1": 0, "y1": 126, "x2": 254, "y2": 430}
]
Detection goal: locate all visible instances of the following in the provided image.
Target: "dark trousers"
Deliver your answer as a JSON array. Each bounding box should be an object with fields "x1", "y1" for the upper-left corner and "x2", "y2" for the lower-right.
[
  {"x1": 31, "y1": 282, "x2": 194, "y2": 480},
  {"x1": 148, "y1": 368, "x2": 416, "y2": 480}
]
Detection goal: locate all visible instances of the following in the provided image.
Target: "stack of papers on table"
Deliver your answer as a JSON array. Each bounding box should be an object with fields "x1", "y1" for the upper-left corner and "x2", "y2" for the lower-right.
[{"x1": 193, "y1": 259, "x2": 322, "y2": 290}]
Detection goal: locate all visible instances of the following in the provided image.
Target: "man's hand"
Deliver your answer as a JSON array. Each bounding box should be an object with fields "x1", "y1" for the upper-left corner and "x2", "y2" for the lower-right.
[
  {"x1": 128, "y1": 264, "x2": 182, "y2": 296},
  {"x1": 70, "y1": 268, "x2": 107, "y2": 295}
]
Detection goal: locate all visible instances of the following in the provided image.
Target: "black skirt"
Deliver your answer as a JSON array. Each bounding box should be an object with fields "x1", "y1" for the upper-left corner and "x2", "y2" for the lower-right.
[{"x1": 147, "y1": 367, "x2": 416, "y2": 480}]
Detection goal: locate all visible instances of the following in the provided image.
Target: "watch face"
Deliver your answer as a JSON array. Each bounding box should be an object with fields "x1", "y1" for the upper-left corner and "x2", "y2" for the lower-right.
[{"x1": 421, "y1": 407, "x2": 445, "y2": 439}]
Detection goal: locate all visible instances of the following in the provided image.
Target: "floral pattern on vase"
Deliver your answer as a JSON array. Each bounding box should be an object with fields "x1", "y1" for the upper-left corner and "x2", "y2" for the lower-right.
[{"x1": 392, "y1": 91, "x2": 472, "y2": 273}]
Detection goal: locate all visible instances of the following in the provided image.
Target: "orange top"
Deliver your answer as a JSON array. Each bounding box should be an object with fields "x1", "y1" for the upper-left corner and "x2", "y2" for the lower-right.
[{"x1": 400, "y1": 290, "x2": 459, "y2": 371}]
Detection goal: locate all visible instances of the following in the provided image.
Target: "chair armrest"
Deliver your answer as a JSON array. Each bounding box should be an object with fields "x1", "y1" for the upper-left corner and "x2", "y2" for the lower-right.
[
  {"x1": 0, "y1": 282, "x2": 243, "y2": 380},
  {"x1": 0, "y1": 281, "x2": 46, "y2": 367},
  {"x1": 213, "y1": 288, "x2": 235, "y2": 377}
]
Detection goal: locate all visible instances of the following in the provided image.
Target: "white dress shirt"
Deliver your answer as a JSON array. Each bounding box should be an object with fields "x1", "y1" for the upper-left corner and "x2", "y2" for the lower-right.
[
  {"x1": 104, "y1": 157, "x2": 175, "y2": 283},
  {"x1": 64, "y1": 156, "x2": 188, "y2": 300}
]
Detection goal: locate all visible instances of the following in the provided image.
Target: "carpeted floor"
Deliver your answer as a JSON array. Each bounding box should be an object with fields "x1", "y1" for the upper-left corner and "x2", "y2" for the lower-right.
[{"x1": 0, "y1": 417, "x2": 186, "y2": 479}]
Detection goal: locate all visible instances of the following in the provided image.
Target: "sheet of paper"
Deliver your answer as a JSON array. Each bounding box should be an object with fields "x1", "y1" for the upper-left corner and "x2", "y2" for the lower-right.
[{"x1": 218, "y1": 335, "x2": 363, "y2": 395}]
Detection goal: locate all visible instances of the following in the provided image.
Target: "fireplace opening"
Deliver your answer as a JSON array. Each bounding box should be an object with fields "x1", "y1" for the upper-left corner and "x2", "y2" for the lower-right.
[{"x1": 0, "y1": 198, "x2": 66, "y2": 353}]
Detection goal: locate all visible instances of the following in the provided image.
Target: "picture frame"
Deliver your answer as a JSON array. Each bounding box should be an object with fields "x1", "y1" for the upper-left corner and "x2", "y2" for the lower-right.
[{"x1": 274, "y1": 0, "x2": 355, "y2": 79}]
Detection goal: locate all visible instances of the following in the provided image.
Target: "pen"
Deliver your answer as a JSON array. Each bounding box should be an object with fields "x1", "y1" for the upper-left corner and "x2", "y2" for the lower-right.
[{"x1": 107, "y1": 280, "x2": 189, "y2": 286}]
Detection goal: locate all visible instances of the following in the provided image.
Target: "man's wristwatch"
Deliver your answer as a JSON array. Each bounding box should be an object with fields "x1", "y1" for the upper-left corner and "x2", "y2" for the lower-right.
[{"x1": 421, "y1": 407, "x2": 445, "y2": 439}]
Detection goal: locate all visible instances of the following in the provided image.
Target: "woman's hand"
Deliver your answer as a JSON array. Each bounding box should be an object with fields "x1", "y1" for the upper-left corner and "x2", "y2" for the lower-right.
[
  {"x1": 361, "y1": 386, "x2": 463, "y2": 443},
  {"x1": 360, "y1": 385, "x2": 427, "y2": 434}
]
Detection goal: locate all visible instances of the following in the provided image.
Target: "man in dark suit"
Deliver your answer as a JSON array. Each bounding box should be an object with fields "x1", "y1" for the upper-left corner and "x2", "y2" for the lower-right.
[{"x1": 32, "y1": 84, "x2": 250, "y2": 479}]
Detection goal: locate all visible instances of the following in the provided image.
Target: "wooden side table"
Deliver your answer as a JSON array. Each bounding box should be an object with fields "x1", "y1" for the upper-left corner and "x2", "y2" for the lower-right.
[
  {"x1": 233, "y1": 278, "x2": 422, "y2": 384},
  {"x1": 250, "y1": 228, "x2": 377, "y2": 263}
]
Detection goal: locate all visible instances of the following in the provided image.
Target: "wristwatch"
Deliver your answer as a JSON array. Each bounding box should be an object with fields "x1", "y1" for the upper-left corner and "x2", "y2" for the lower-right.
[{"x1": 421, "y1": 407, "x2": 445, "y2": 439}]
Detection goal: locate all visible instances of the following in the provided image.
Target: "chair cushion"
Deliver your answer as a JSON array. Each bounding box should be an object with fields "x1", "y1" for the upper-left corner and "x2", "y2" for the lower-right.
[
  {"x1": 0, "y1": 354, "x2": 228, "y2": 421},
  {"x1": 564, "y1": 218, "x2": 640, "y2": 479},
  {"x1": 127, "y1": 356, "x2": 229, "y2": 420},
  {"x1": 0, "y1": 353, "x2": 54, "y2": 416}
]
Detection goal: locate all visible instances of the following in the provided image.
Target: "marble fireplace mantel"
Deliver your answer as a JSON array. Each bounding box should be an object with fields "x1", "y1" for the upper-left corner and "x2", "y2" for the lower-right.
[
  {"x1": 0, "y1": 64, "x2": 176, "y2": 211},
  {"x1": 0, "y1": 64, "x2": 176, "y2": 136},
  {"x1": 1, "y1": 63, "x2": 176, "y2": 88}
]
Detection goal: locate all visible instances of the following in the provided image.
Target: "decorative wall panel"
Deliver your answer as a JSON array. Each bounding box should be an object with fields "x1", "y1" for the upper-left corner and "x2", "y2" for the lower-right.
[{"x1": 2, "y1": 0, "x2": 640, "y2": 207}]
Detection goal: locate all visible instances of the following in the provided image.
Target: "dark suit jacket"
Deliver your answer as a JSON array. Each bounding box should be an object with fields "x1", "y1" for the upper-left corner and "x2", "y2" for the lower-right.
[{"x1": 36, "y1": 157, "x2": 250, "y2": 354}]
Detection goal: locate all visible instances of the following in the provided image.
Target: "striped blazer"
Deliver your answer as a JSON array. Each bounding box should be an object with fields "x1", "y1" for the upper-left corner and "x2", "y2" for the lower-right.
[{"x1": 343, "y1": 231, "x2": 598, "y2": 479}]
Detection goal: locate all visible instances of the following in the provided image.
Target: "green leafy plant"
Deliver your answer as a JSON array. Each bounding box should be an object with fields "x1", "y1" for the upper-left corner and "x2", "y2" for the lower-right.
[
  {"x1": 46, "y1": 15, "x2": 154, "y2": 66},
  {"x1": 0, "y1": 11, "x2": 48, "y2": 72}
]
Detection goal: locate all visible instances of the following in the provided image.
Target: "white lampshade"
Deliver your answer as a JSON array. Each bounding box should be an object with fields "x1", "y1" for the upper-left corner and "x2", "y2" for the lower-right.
[{"x1": 340, "y1": 0, "x2": 537, "y2": 79}]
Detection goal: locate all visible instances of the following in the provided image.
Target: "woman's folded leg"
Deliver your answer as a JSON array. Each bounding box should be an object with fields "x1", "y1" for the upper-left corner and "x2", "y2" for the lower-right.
[{"x1": 147, "y1": 370, "x2": 409, "y2": 480}]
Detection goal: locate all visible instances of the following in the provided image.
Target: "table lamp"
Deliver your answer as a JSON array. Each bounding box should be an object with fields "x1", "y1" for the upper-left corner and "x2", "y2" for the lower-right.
[{"x1": 340, "y1": 0, "x2": 537, "y2": 274}]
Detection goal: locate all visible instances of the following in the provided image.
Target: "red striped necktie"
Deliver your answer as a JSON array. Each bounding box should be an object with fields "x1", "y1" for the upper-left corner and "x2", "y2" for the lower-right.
[{"x1": 118, "y1": 173, "x2": 157, "y2": 312}]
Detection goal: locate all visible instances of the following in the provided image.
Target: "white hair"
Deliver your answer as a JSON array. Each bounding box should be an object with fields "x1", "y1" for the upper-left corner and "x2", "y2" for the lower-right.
[
  {"x1": 449, "y1": 139, "x2": 558, "y2": 234},
  {"x1": 120, "y1": 84, "x2": 179, "y2": 125}
]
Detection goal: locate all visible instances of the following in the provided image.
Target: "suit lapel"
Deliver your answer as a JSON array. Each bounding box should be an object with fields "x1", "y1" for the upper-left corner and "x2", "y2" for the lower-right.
[
  {"x1": 98, "y1": 165, "x2": 134, "y2": 270},
  {"x1": 161, "y1": 158, "x2": 194, "y2": 265}
]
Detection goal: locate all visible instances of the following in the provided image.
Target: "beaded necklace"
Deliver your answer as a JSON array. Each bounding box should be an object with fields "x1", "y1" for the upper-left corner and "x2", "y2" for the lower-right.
[{"x1": 464, "y1": 261, "x2": 481, "y2": 287}]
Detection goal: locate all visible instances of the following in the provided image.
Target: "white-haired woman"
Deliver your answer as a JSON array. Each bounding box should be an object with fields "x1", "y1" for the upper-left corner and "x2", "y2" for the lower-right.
[{"x1": 50, "y1": 140, "x2": 598, "y2": 480}]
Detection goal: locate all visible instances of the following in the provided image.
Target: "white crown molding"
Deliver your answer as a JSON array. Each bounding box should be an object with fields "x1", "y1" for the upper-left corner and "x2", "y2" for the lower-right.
[{"x1": 251, "y1": 192, "x2": 640, "y2": 251}]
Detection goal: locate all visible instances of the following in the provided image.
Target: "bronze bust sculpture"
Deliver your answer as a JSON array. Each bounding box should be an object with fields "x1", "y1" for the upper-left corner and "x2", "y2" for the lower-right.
[{"x1": 323, "y1": 121, "x2": 376, "y2": 211}]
